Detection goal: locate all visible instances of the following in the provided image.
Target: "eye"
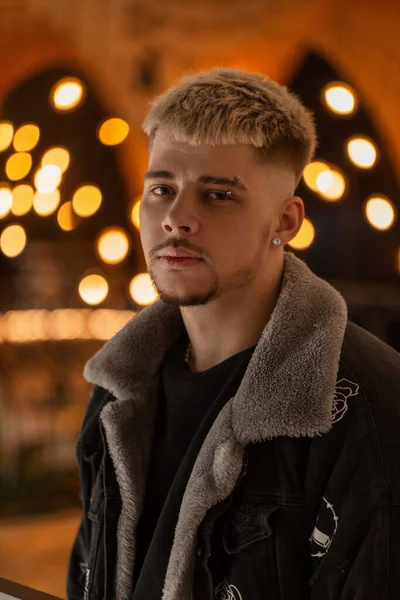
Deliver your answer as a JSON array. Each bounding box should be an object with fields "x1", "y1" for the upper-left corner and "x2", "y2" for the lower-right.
[
  {"x1": 207, "y1": 190, "x2": 233, "y2": 201},
  {"x1": 150, "y1": 185, "x2": 174, "y2": 196}
]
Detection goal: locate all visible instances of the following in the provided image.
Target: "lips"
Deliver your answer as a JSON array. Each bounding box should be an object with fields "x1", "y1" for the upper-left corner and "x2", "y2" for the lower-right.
[{"x1": 160, "y1": 248, "x2": 203, "y2": 259}]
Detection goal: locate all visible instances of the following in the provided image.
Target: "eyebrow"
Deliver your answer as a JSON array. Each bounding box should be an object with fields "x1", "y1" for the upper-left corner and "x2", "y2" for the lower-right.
[{"x1": 144, "y1": 170, "x2": 248, "y2": 191}]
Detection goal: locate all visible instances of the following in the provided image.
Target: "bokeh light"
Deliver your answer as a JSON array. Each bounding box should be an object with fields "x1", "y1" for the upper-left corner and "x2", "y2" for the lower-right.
[
  {"x1": 0, "y1": 121, "x2": 14, "y2": 152},
  {"x1": 323, "y1": 83, "x2": 357, "y2": 115},
  {"x1": 34, "y1": 165, "x2": 62, "y2": 193},
  {"x1": 13, "y1": 124, "x2": 40, "y2": 152},
  {"x1": 72, "y1": 185, "x2": 102, "y2": 217},
  {"x1": 97, "y1": 227, "x2": 130, "y2": 264},
  {"x1": 57, "y1": 201, "x2": 81, "y2": 231},
  {"x1": 289, "y1": 218, "x2": 315, "y2": 250},
  {"x1": 78, "y1": 274, "x2": 109, "y2": 305},
  {"x1": 6, "y1": 153, "x2": 32, "y2": 181},
  {"x1": 11, "y1": 184, "x2": 34, "y2": 216},
  {"x1": 98, "y1": 118, "x2": 130, "y2": 146},
  {"x1": 365, "y1": 196, "x2": 396, "y2": 231},
  {"x1": 42, "y1": 147, "x2": 70, "y2": 173},
  {"x1": 303, "y1": 161, "x2": 331, "y2": 193},
  {"x1": 0, "y1": 224, "x2": 27, "y2": 257},
  {"x1": 51, "y1": 77, "x2": 84, "y2": 111},
  {"x1": 0, "y1": 186, "x2": 13, "y2": 218},
  {"x1": 131, "y1": 198, "x2": 141, "y2": 230},
  {"x1": 33, "y1": 190, "x2": 60, "y2": 216},
  {"x1": 316, "y1": 169, "x2": 346, "y2": 201},
  {"x1": 129, "y1": 273, "x2": 158, "y2": 306},
  {"x1": 347, "y1": 137, "x2": 378, "y2": 169}
]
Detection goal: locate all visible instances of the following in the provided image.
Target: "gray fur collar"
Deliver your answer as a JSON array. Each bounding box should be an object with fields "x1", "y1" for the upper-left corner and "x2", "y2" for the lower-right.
[{"x1": 84, "y1": 252, "x2": 348, "y2": 600}]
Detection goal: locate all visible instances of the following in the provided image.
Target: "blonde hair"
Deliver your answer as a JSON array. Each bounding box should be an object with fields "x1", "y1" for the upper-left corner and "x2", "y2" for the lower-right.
[{"x1": 142, "y1": 67, "x2": 317, "y2": 180}]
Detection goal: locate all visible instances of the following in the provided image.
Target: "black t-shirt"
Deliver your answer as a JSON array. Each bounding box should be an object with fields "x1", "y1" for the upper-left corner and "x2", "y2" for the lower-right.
[{"x1": 134, "y1": 334, "x2": 256, "y2": 588}]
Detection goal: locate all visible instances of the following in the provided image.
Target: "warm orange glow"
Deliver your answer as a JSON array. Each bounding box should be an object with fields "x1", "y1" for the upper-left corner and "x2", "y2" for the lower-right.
[
  {"x1": 97, "y1": 227, "x2": 130, "y2": 264},
  {"x1": 13, "y1": 124, "x2": 40, "y2": 152},
  {"x1": 303, "y1": 161, "x2": 331, "y2": 193},
  {"x1": 57, "y1": 201, "x2": 80, "y2": 231},
  {"x1": 316, "y1": 169, "x2": 346, "y2": 201},
  {"x1": 79, "y1": 274, "x2": 109, "y2": 305},
  {"x1": 98, "y1": 118, "x2": 129, "y2": 146},
  {"x1": 131, "y1": 199, "x2": 141, "y2": 229},
  {"x1": 34, "y1": 165, "x2": 62, "y2": 193},
  {"x1": 11, "y1": 184, "x2": 34, "y2": 216},
  {"x1": 72, "y1": 185, "x2": 102, "y2": 217},
  {"x1": 33, "y1": 190, "x2": 60, "y2": 216},
  {"x1": 365, "y1": 196, "x2": 396, "y2": 231},
  {"x1": 0, "y1": 186, "x2": 13, "y2": 218},
  {"x1": 0, "y1": 121, "x2": 14, "y2": 152},
  {"x1": 51, "y1": 77, "x2": 84, "y2": 111},
  {"x1": 129, "y1": 273, "x2": 158, "y2": 306},
  {"x1": 0, "y1": 224, "x2": 27, "y2": 257},
  {"x1": 289, "y1": 218, "x2": 315, "y2": 250},
  {"x1": 5, "y1": 153, "x2": 32, "y2": 181},
  {"x1": 347, "y1": 137, "x2": 378, "y2": 169},
  {"x1": 42, "y1": 147, "x2": 70, "y2": 173},
  {"x1": 323, "y1": 83, "x2": 357, "y2": 115}
]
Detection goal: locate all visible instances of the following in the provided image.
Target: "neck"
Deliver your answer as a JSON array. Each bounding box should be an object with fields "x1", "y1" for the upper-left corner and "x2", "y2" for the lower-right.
[{"x1": 180, "y1": 257, "x2": 284, "y2": 372}]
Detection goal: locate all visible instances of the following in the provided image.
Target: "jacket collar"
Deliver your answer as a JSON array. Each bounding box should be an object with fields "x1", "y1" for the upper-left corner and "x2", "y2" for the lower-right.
[{"x1": 84, "y1": 251, "x2": 348, "y2": 600}]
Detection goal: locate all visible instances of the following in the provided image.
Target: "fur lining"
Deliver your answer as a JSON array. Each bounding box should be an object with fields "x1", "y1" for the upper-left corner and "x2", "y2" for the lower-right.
[{"x1": 84, "y1": 252, "x2": 348, "y2": 600}]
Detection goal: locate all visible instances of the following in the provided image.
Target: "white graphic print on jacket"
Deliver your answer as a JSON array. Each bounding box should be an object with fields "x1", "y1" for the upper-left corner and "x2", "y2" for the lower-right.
[
  {"x1": 215, "y1": 579, "x2": 243, "y2": 600},
  {"x1": 310, "y1": 378, "x2": 360, "y2": 558}
]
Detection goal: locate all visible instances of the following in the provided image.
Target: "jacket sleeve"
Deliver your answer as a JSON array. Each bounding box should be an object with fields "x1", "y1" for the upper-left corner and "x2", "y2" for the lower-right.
[
  {"x1": 66, "y1": 441, "x2": 93, "y2": 600},
  {"x1": 307, "y1": 402, "x2": 394, "y2": 599},
  {"x1": 66, "y1": 386, "x2": 108, "y2": 600}
]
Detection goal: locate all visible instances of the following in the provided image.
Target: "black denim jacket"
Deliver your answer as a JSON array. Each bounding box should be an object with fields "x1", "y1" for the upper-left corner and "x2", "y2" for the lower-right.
[{"x1": 67, "y1": 322, "x2": 400, "y2": 600}]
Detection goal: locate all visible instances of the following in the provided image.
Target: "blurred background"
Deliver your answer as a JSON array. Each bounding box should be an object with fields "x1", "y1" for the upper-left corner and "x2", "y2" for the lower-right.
[{"x1": 0, "y1": 0, "x2": 399, "y2": 596}]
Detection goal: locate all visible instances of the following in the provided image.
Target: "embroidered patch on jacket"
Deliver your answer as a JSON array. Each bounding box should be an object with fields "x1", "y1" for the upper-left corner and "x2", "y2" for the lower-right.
[
  {"x1": 310, "y1": 497, "x2": 339, "y2": 558},
  {"x1": 215, "y1": 579, "x2": 243, "y2": 600},
  {"x1": 332, "y1": 378, "x2": 359, "y2": 424}
]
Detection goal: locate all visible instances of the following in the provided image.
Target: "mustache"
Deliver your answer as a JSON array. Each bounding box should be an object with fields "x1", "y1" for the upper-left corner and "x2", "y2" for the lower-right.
[{"x1": 150, "y1": 238, "x2": 207, "y2": 258}]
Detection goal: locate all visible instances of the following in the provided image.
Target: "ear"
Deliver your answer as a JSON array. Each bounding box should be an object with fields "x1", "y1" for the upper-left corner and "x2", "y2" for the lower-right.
[{"x1": 274, "y1": 196, "x2": 305, "y2": 245}]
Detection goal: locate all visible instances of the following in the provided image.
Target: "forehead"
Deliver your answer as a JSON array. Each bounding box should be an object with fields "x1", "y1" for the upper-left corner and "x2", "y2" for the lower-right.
[{"x1": 148, "y1": 129, "x2": 258, "y2": 176}]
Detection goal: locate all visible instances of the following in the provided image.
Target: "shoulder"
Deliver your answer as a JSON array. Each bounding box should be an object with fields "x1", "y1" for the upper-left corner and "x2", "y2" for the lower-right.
[
  {"x1": 340, "y1": 321, "x2": 400, "y2": 500},
  {"x1": 78, "y1": 385, "x2": 115, "y2": 449},
  {"x1": 340, "y1": 321, "x2": 400, "y2": 400}
]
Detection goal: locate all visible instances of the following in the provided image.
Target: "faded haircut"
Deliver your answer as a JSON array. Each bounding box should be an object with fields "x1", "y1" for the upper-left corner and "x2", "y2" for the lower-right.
[{"x1": 142, "y1": 67, "x2": 317, "y2": 182}]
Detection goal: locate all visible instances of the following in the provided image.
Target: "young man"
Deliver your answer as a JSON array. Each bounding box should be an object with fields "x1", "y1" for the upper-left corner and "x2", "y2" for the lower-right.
[{"x1": 67, "y1": 69, "x2": 400, "y2": 600}]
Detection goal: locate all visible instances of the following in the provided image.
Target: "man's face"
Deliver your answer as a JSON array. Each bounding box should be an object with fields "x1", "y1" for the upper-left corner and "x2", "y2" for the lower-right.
[{"x1": 140, "y1": 129, "x2": 295, "y2": 307}]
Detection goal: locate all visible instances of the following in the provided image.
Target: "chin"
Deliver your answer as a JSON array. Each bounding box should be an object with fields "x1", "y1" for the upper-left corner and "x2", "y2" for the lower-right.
[{"x1": 154, "y1": 282, "x2": 220, "y2": 307}]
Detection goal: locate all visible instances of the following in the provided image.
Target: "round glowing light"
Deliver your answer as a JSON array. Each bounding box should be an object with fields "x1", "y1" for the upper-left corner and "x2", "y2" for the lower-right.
[
  {"x1": 365, "y1": 196, "x2": 396, "y2": 231},
  {"x1": 0, "y1": 187, "x2": 13, "y2": 218},
  {"x1": 5, "y1": 152, "x2": 32, "y2": 181},
  {"x1": 98, "y1": 118, "x2": 130, "y2": 146},
  {"x1": 72, "y1": 185, "x2": 102, "y2": 217},
  {"x1": 347, "y1": 137, "x2": 377, "y2": 169},
  {"x1": 41, "y1": 147, "x2": 70, "y2": 173},
  {"x1": 303, "y1": 161, "x2": 331, "y2": 192},
  {"x1": 78, "y1": 274, "x2": 109, "y2": 306},
  {"x1": 33, "y1": 190, "x2": 60, "y2": 216},
  {"x1": 97, "y1": 227, "x2": 130, "y2": 264},
  {"x1": 324, "y1": 83, "x2": 357, "y2": 115},
  {"x1": 289, "y1": 218, "x2": 315, "y2": 250},
  {"x1": 57, "y1": 201, "x2": 80, "y2": 231},
  {"x1": 34, "y1": 165, "x2": 62, "y2": 193},
  {"x1": 51, "y1": 77, "x2": 84, "y2": 111},
  {"x1": 0, "y1": 121, "x2": 14, "y2": 152},
  {"x1": 0, "y1": 224, "x2": 27, "y2": 257},
  {"x1": 13, "y1": 124, "x2": 40, "y2": 152},
  {"x1": 131, "y1": 199, "x2": 141, "y2": 230},
  {"x1": 11, "y1": 184, "x2": 34, "y2": 216},
  {"x1": 316, "y1": 169, "x2": 346, "y2": 201},
  {"x1": 129, "y1": 273, "x2": 158, "y2": 306}
]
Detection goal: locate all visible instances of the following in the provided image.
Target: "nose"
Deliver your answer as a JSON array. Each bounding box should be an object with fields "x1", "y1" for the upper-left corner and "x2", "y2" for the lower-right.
[{"x1": 161, "y1": 193, "x2": 200, "y2": 236}]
